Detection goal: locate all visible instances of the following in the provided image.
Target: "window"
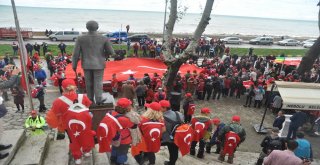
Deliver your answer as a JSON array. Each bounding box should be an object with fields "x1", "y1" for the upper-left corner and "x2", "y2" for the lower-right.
[{"x1": 56, "y1": 31, "x2": 63, "y2": 35}]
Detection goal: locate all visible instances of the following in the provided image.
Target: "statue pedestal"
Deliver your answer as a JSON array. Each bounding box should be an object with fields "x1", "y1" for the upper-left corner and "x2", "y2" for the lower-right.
[{"x1": 90, "y1": 92, "x2": 115, "y2": 130}]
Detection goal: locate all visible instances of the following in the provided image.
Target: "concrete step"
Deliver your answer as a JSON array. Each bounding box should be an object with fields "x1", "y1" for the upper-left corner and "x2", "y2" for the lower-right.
[
  {"x1": 10, "y1": 131, "x2": 49, "y2": 165},
  {"x1": 0, "y1": 129, "x2": 26, "y2": 165},
  {"x1": 92, "y1": 145, "x2": 110, "y2": 165},
  {"x1": 69, "y1": 149, "x2": 93, "y2": 165},
  {"x1": 43, "y1": 138, "x2": 69, "y2": 165}
]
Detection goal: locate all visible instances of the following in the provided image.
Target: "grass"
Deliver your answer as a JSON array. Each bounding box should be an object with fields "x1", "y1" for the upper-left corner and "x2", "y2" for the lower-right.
[{"x1": 0, "y1": 44, "x2": 308, "y2": 57}]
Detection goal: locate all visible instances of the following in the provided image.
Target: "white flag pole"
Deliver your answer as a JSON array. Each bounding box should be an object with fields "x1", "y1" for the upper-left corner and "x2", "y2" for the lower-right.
[{"x1": 10, "y1": 0, "x2": 34, "y2": 110}]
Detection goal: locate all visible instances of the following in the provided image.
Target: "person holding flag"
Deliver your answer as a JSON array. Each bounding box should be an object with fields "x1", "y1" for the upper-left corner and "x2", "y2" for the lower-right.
[
  {"x1": 133, "y1": 102, "x2": 165, "y2": 165},
  {"x1": 190, "y1": 107, "x2": 212, "y2": 158}
]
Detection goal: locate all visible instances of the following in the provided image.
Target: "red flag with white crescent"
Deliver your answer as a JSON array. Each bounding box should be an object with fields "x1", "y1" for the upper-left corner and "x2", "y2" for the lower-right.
[
  {"x1": 174, "y1": 124, "x2": 193, "y2": 156},
  {"x1": 139, "y1": 118, "x2": 164, "y2": 153}
]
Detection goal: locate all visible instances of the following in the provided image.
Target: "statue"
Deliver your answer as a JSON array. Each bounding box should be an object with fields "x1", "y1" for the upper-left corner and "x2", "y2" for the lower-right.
[{"x1": 72, "y1": 20, "x2": 114, "y2": 104}]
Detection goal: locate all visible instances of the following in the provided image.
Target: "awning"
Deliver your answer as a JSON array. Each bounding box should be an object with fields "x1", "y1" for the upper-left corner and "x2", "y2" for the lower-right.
[{"x1": 275, "y1": 81, "x2": 320, "y2": 110}]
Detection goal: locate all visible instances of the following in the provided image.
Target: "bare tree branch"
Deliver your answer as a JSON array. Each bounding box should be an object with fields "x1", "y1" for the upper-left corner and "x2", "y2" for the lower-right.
[{"x1": 163, "y1": 0, "x2": 178, "y2": 63}]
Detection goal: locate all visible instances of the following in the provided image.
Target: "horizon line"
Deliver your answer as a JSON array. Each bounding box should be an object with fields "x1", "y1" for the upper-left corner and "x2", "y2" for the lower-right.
[{"x1": 0, "y1": 4, "x2": 317, "y2": 22}]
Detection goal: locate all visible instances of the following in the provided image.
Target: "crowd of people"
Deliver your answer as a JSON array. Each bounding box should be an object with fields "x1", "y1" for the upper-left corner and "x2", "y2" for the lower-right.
[{"x1": 0, "y1": 35, "x2": 318, "y2": 165}]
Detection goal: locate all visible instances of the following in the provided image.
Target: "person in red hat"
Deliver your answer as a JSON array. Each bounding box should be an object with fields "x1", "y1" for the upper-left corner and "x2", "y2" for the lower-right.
[
  {"x1": 190, "y1": 107, "x2": 212, "y2": 158},
  {"x1": 160, "y1": 100, "x2": 184, "y2": 165},
  {"x1": 182, "y1": 93, "x2": 195, "y2": 123},
  {"x1": 218, "y1": 115, "x2": 246, "y2": 164},
  {"x1": 97, "y1": 98, "x2": 137, "y2": 165},
  {"x1": 206, "y1": 118, "x2": 225, "y2": 154},
  {"x1": 133, "y1": 102, "x2": 165, "y2": 165},
  {"x1": 25, "y1": 110, "x2": 46, "y2": 132},
  {"x1": 46, "y1": 79, "x2": 93, "y2": 165}
]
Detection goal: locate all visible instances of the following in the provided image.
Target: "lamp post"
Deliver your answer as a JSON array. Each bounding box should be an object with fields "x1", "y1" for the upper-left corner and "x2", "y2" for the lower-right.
[{"x1": 162, "y1": 0, "x2": 168, "y2": 43}]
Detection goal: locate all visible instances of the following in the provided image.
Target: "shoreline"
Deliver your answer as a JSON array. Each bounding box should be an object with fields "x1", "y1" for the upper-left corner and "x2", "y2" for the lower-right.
[{"x1": 31, "y1": 31, "x2": 315, "y2": 42}]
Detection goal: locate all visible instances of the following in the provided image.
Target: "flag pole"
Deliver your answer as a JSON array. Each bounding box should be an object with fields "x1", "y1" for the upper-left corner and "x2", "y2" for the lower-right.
[{"x1": 10, "y1": 0, "x2": 34, "y2": 110}]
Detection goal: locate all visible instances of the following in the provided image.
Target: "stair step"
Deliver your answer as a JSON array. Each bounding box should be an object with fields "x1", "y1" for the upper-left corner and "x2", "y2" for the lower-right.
[
  {"x1": 92, "y1": 145, "x2": 110, "y2": 165},
  {"x1": 69, "y1": 150, "x2": 93, "y2": 165},
  {"x1": 0, "y1": 129, "x2": 26, "y2": 165},
  {"x1": 10, "y1": 131, "x2": 49, "y2": 165},
  {"x1": 43, "y1": 138, "x2": 69, "y2": 165}
]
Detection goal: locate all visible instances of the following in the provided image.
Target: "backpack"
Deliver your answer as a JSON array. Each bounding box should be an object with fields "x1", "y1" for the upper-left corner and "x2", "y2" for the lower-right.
[
  {"x1": 267, "y1": 137, "x2": 283, "y2": 153},
  {"x1": 187, "y1": 103, "x2": 196, "y2": 115},
  {"x1": 164, "y1": 111, "x2": 183, "y2": 140}
]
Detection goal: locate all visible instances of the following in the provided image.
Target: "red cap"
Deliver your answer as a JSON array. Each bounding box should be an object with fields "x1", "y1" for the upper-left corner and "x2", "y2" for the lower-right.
[
  {"x1": 212, "y1": 118, "x2": 220, "y2": 124},
  {"x1": 159, "y1": 100, "x2": 170, "y2": 108},
  {"x1": 201, "y1": 107, "x2": 211, "y2": 114},
  {"x1": 31, "y1": 110, "x2": 37, "y2": 114},
  {"x1": 62, "y1": 79, "x2": 76, "y2": 89},
  {"x1": 145, "y1": 102, "x2": 161, "y2": 111},
  {"x1": 116, "y1": 98, "x2": 132, "y2": 108},
  {"x1": 185, "y1": 93, "x2": 192, "y2": 97},
  {"x1": 232, "y1": 115, "x2": 241, "y2": 122}
]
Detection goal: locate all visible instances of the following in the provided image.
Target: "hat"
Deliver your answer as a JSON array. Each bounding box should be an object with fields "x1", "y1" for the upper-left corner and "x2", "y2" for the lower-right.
[
  {"x1": 159, "y1": 100, "x2": 170, "y2": 108},
  {"x1": 232, "y1": 115, "x2": 241, "y2": 122},
  {"x1": 31, "y1": 110, "x2": 37, "y2": 114},
  {"x1": 62, "y1": 79, "x2": 76, "y2": 89},
  {"x1": 212, "y1": 118, "x2": 220, "y2": 124},
  {"x1": 201, "y1": 108, "x2": 211, "y2": 114},
  {"x1": 116, "y1": 98, "x2": 132, "y2": 109},
  {"x1": 145, "y1": 102, "x2": 161, "y2": 111},
  {"x1": 185, "y1": 93, "x2": 192, "y2": 97},
  {"x1": 271, "y1": 127, "x2": 280, "y2": 133}
]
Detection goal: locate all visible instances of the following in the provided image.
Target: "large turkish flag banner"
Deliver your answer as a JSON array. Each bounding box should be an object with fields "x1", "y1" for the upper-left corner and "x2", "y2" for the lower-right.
[{"x1": 65, "y1": 58, "x2": 204, "y2": 81}]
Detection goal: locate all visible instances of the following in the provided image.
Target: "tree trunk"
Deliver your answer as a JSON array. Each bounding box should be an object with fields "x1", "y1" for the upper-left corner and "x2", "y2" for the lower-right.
[
  {"x1": 163, "y1": 0, "x2": 215, "y2": 96},
  {"x1": 298, "y1": 4, "x2": 320, "y2": 74},
  {"x1": 297, "y1": 37, "x2": 320, "y2": 75}
]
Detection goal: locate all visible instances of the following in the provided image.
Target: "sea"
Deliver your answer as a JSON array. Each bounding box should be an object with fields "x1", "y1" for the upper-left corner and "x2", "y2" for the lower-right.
[{"x1": 0, "y1": 5, "x2": 318, "y2": 38}]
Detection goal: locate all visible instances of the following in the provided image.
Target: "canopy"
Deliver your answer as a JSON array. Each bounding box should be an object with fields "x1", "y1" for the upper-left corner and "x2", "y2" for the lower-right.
[
  {"x1": 273, "y1": 57, "x2": 302, "y2": 66},
  {"x1": 275, "y1": 81, "x2": 320, "y2": 110},
  {"x1": 65, "y1": 58, "x2": 204, "y2": 81}
]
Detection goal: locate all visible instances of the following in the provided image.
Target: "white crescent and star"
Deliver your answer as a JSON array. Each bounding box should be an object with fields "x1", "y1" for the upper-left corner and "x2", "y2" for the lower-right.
[
  {"x1": 183, "y1": 133, "x2": 192, "y2": 145},
  {"x1": 99, "y1": 123, "x2": 109, "y2": 141},
  {"x1": 195, "y1": 122, "x2": 205, "y2": 133},
  {"x1": 68, "y1": 119, "x2": 86, "y2": 137},
  {"x1": 149, "y1": 128, "x2": 161, "y2": 142},
  {"x1": 121, "y1": 70, "x2": 137, "y2": 75}
]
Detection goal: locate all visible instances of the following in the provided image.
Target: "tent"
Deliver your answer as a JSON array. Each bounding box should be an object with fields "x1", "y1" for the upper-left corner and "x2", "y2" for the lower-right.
[
  {"x1": 254, "y1": 81, "x2": 320, "y2": 134},
  {"x1": 275, "y1": 81, "x2": 320, "y2": 111}
]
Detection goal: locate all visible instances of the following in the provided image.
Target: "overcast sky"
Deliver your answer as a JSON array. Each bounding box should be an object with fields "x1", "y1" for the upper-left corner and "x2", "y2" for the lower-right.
[{"x1": 0, "y1": 0, "x2": 318, "y2": 21}]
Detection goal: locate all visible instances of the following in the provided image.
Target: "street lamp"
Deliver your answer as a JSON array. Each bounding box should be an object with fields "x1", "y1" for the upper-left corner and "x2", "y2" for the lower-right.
[{"x1": 162, "y1": 0, "x2": 168, "y2": 43}]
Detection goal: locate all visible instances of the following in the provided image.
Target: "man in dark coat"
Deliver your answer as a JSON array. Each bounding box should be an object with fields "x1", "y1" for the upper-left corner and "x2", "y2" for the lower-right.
[
  {"x1": 58, "y1": 42, "x2": 67, "y2": 54},
  {"x1": 72, "y1": 20, "x2": 114, "y2": 103},
  {"x1": 273, "y1": 110, "x2": 285, "y2": 130},
  {"x1": 287, "y1": 111, "x2": 307, "y2": 139},
  {"x1": 33, "y1": 42, "x2": 41, "y2": 55},
  {"x1": 25, "y1": 43, "x2": 33, "y2": 56}
]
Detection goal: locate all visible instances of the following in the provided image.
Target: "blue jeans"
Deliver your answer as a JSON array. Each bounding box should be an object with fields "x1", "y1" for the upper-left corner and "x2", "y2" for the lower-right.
[{"x1": 111, "y1": 144, "x2": 130, "y2": 164}]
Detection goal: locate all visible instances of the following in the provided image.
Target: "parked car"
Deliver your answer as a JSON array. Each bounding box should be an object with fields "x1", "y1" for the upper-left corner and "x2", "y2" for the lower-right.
[
  {"x1": 103, "y1": 31, "x2": 127, "y2": 43},
  {"x1": 278, "y1": 39, "x2": 300, "y2": 46},
  {"x1": 249, "y1": 37, "x2": 273, "y2": 45},
  {"x1": 49, "y1": 31, "x2": 81, "y2": 41},
  {"x1": 221, "y1": 37, "x2": 243, "y2": 44},
  {"x1": 301, "y1": 39, "x2": 316, "y2": 45},
  {"x1": 303, "y1": 42, "x2": 314, "y2": 48},
  {"x1": 201, "y1": 35, "x2": 212, "y2": 42},
  {"x1": 127, "y1": 34, "x2": 150, "y2": 42}
]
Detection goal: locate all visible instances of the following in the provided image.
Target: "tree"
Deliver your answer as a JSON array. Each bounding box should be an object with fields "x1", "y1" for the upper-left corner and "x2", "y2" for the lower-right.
[
  {"x1": 162, "y1": 0, "x2": 215, "y2": 94},
  {"x1": 297, "y1": 2, "x2": 320, "y2": 75}
]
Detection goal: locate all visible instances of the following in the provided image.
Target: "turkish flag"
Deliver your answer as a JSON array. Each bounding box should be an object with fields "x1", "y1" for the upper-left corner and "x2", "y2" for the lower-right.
[
  {"x1": 65, "y1": 58, "x2": 204, "y2": 81},
  {"x1": 96, "y1": 113, "x2": 123, "y2": 153},
  {"x1": 63, "y1": 104, "x2": 95, "y2": 154},
  {"x1": 139, "y1": 118, "x2": 164, "y2": 153},
  {"x1": 191, "y1": 118, "x2": 211, "y2": 142},
  {"x1": 242, "y1": 80, "x2": 254, "y2": 89},
  {"x1": 174, "y1": 124, "x2": 193, "y2": 156}
]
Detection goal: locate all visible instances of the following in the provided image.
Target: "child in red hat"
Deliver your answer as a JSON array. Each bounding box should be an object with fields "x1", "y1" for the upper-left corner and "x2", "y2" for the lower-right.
[
  {"x1": 133, "y1": 102, "x2": 165, "y2": 165},
  {"x1": 190, "y1": 107, "x2": 212, "y2": 158},
  {"x1": 182, "y1": 93, "x2": 195, "y2": 123}
]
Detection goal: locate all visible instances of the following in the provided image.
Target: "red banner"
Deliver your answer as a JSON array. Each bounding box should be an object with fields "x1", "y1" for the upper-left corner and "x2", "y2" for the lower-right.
[{"x1": 65, "y1": 58, "x2": 204, "y2": 81}]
